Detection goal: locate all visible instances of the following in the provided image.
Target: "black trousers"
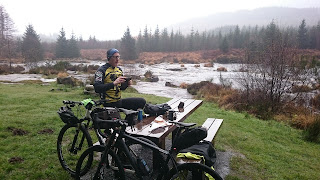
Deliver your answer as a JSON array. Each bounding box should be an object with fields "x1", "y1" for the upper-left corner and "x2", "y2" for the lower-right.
[{"x1": 103, "y1": 97, "x2": 146, "y2": 111}]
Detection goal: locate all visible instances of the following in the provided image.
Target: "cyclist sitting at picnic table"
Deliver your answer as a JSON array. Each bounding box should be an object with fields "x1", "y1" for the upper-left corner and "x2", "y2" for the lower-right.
[{"x1": 94, "y1": 48, "x2": 146, "y2": 110}]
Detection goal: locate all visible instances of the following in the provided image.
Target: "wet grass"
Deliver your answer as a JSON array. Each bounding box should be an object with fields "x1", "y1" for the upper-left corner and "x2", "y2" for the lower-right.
[{"x1": 0, "y1": 83, "x2": 319, "y2": 179}]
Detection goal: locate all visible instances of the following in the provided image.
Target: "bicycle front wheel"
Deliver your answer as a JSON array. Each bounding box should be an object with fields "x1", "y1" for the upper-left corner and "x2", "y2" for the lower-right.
[
  {"x1": 166, "y1": 163, "x2": 223, "y2": 180},
  {"x1": 57, "y1": 123, "x2": 93, "y2": 176},
  {"x1": 75, "y1": 145, "x2": 125, "y2": 180}
]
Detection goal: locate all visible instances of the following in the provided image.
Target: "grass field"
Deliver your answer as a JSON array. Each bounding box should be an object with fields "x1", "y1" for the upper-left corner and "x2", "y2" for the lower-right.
[{"x1": 0, "y1": 83, "x2": 319, "y2": 180}]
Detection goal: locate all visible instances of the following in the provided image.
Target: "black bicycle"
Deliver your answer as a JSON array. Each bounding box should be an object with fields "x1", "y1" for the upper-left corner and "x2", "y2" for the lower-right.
[
  {"x1": 75, "y1": 108, "x2": 223, "y2": 180},
  {"x1": 57, "y1": 99, "x2": 108, "y2": 176}
]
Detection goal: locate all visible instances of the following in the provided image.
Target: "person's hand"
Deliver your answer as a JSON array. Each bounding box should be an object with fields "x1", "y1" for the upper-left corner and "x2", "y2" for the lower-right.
[
  {"x1": 113, "y1": 76, "x2": 127, "y2": 85},
  {"x1": 127, "y1": 79, "x2": 132, "y2": 86}
]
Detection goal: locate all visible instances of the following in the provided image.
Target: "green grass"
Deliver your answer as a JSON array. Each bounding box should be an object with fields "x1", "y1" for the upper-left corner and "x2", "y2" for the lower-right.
[{"x1": 0, "y1": 83, "x2": 319, "y2": 179}]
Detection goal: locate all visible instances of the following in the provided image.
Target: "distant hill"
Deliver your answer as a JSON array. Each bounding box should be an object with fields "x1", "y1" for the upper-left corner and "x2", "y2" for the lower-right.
[{"x1": 169, "y1": 7, "x2": 320, "y2": 34}]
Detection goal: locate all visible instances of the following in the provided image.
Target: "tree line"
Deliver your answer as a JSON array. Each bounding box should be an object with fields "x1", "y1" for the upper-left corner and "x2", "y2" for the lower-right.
[{"x1": 1, "y1": 4, "x2": 320, "y2": 63}]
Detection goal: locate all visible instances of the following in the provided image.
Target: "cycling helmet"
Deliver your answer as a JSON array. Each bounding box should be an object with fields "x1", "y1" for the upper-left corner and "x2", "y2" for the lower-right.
[{"x1": 57, "y1": 106, "x2": 79, "y2": 124}]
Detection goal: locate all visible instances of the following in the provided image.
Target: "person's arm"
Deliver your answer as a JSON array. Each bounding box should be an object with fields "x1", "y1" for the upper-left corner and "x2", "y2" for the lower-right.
[{"x1": 93, "y1": 70, "x2": 114, "y2": 93}]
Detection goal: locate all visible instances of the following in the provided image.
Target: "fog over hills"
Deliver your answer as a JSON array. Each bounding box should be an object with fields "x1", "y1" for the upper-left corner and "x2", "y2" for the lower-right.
[{"x1": 169, "y1": 7, "x2": 320, "y2": 34}]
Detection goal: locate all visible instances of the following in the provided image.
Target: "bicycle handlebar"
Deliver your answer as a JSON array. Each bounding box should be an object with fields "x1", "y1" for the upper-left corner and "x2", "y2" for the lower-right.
[
  {"x1": 62, "y1": 99, "x2": 108, "y2": 109},
  {"x1": 62, "y1": 100, "x2": 82, "y2": 105},
  {"x1": 93, "y1": 116, "x2": 128, "y2": 138}
]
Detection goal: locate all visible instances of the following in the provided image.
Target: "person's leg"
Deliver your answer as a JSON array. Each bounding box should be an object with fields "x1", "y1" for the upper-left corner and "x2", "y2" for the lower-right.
[
  {"x1": 103, "y1": 101, "x2": 122, "y2": 108},
  {"x1": 120, "y1": 98, "x2": 146, "y2": 110}
]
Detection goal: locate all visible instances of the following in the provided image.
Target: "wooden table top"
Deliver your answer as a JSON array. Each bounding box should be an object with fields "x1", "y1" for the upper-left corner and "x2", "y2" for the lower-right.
[{"x1": 126, "y1": 98, "x2": 203, "y2": 140}]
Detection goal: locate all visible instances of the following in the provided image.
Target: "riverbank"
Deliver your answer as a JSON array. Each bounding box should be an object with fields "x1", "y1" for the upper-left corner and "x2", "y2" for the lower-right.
[{"x1": 1, "y1": 83, "x2": 319, "y2": 179}]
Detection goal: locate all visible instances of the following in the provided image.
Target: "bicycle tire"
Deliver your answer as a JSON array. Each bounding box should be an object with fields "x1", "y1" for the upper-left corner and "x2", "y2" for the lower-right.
[
  {"x1": 75, "y1": 145, "x2": 125, "y2": 180},
  {"x1": 166, "y1": 163, "x2": 223, "y2": 180},
  {"x1": 120, "y1": 137, "x2": 166, "y2": 180},
  {"x1": 57, "y1": 123, "x2": 93, "y2": 176}
]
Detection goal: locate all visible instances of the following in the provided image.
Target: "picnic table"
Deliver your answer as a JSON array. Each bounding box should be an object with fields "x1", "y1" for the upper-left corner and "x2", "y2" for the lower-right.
[{"x1": 126, "y1": 98, "x2": 203, "y2": 149}]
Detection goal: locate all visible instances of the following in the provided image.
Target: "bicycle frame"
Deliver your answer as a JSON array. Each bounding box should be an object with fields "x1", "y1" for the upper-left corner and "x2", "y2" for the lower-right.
[{"x1": 95, "y1": 120, "x2": 186, "y2": 180}]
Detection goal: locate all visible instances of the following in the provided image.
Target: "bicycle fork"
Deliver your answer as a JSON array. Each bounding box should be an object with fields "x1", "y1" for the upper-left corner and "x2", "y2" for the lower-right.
[{"x1": 69, "y1": 124, "x2": 85, "y2": 154}]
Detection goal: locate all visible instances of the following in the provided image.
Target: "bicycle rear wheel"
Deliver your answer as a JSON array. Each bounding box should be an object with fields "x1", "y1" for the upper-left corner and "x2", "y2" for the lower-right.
[
  {"x1": 57, "y1": 123, "x2": 93, "y2": 176},
  {"x1": 75, "y1": 145, "x2": 125, "y2": 180},
  {"x1": 166, "y1": 163, "x2": 223, "y2": 180}
]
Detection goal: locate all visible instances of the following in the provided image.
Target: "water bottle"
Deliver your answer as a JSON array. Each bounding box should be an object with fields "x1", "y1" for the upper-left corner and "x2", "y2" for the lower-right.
[
  {"x1": 137, "y1": 109, "x2": 143, "y2": 122},
  {"x1": 137, "y1": 158, "x2": 150, "y2": 175}
]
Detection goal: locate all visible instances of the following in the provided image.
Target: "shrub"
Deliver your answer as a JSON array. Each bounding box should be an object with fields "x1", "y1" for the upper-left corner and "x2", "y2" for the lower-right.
[
  {"x1": 187, "y1": 81, "x2": 211, "y2": 95},
  {"x1": 53, "y1": 61, "x2": 71, "y2": 71},
  {"x1": 304, "y1": 115, "x2": 320, "y2": 142},
  {"x1": 215, "y1": 55, "x2": 241, "y2": 64},
  {"x1": 292, "y1": 85, "x2": 312, "y2": 93},
  {"x1": 181, "y1": 58, "x2": 193, "y2": 64},
  {"x1": 311, "y1": 94, "x2": 320, "y2": 111},
  {"x1": 28, "y1": 67, "x2": 41, "y2": 74},
  {"x1": 180, "y1": 82, "x2": 188, "y2": 89},
  {"x1": 0, "y1": 64, "x2": 25, "y2": 74}
]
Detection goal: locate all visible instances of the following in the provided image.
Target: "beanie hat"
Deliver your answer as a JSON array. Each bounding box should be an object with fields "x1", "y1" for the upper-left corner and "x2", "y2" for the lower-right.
[{"x1": 106, "y1": 48, "x2": 119, "y2": 60}]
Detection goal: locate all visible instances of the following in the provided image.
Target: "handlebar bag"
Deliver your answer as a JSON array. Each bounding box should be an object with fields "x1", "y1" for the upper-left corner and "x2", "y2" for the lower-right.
[
  {"x1": 57, "y1": 106, "x2": 79, "y2": 124},
  {"x1": 95, "y1": 107, "x2": 121, "y2": 129},
  {"x1": 143, "y1": 103, "x2": 171, "y2": 116}
]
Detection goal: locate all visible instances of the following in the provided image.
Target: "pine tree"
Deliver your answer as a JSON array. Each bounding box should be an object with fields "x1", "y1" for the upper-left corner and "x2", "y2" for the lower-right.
[
  {"x1": 143, "y1": 26, "x2": 149, "y2": 52},
  {"x1": 188, "y1": 27, "x2": 194, "y2": 51},
  {"x1": 160, "y1": 28, "x2": 169, "y2": 51},
  {"x1": 194, "y1": 30, "x2": 201, "y2": 50},
  {"x1": 219, "y1": 36, "x2": 229, "y2": 53},
  {"x1": 136, "y1": 29, "x2": 143, "y2": 53},
  {"x1": 298, "y1": 19, "x2": 309, "y2": 49},
  {"x1": 170, "y1": 29, "x2": 174, "y2": 52},
  {"x1": 55, "y1": 28, "x2": 68, "y2": 58},
  {"x1": 120, "y1": 26, "x2": 137, "y2": 60},
  {"x1": 152, "y1": 25, "x2": 160, "y2": 51},
  {"x1": 67, "y1": 32, "x2": 80, "y2": 58},
  {"x1": 21, "y1": 24, "x2": 43, "y2": 67},
  {"x1": 233, "y1": 25, "x2": 241, "y2": 48}
]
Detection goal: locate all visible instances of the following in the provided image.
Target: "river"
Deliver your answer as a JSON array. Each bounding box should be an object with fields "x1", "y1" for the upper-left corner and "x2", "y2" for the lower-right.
[{"x1": 0, "y1": 61, "x2": 242, "y2": 98}]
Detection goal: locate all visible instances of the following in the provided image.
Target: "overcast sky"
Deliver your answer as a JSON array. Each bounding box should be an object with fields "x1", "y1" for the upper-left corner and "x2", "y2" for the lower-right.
[{"x1": 1, "y1": 0, "x2": 320, "y2": 41}]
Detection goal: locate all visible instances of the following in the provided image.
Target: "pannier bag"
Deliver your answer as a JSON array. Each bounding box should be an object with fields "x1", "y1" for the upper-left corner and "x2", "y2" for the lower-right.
[
  {"x1": 57, "y1": 106, "x2": 79, "y2": 124},
  {"x1": 172, "y1": 126, "x2": 207, "y2": 151},
  {"x1": 178, "y1": 140, "x2": 217, "y2": 167},
  {"x1": 143, "y1": 103, "x2": 171, "y2": 116},
  {"x1": 94, "y1": 107, "x2": 121, "y2": 129}
]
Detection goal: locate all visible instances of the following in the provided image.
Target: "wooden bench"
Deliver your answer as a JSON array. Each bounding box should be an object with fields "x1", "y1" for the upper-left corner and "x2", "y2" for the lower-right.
[
  {"x1": 202, "y1": 118, "x2": 223, "y2": 143},
  {"x1": 176, "y1": 118, "x2": 223, "y2": 164}
]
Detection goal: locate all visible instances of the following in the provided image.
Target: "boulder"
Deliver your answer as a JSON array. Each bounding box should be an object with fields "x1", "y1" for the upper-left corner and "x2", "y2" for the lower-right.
[
  {"x1": 217, "y1": 67, "x2": 227, "y2": 72},
  {"x1": 57, "y1": 77, "x2": 75, "y2": 86},
  {"x1": 83, "y1": 84, "x2": 99, "y2": 96},
  {"x1": 150, "y1": 76, "x2": 159, "y2": 82},
  {"x1": 165, "y1": 82, "x2": 177, "y2": 87}
]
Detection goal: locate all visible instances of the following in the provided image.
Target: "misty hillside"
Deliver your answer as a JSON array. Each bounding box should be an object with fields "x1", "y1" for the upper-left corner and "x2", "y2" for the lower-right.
[{"x1": 170, "y1": 7, "x2": 320, "y2": 34}]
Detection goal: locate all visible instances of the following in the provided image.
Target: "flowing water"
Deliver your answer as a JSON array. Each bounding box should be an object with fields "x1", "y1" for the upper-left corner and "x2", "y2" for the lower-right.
[
  {"x1": 121, "y1": 63, "x2": 242, "y2": 98},
  {"x1": 0, "y1": 61, "x2": 242, "y2": 98}
]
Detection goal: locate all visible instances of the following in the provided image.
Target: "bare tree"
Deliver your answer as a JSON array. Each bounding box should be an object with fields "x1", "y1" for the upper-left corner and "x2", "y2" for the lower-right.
[
  {"x1": 0, "y1": 5, "x2": 15, "y2": 63},
  {"x1": 237, "y1": 21, "x2": 310, "y2": 119}
]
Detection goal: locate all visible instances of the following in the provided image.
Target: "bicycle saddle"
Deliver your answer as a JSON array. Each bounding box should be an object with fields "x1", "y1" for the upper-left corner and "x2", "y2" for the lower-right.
[
  {"x1": 118, "y1": 108, "x2": 138, "y2": 115},
  {"x1": 168, "y1": 121, "x2": 196, "y2": 128}
]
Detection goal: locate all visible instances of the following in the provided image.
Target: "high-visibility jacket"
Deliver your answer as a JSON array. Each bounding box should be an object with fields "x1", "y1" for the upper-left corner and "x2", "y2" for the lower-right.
[{"x1": 94, "y1": 63, "x2": 128, "y2": 102}]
